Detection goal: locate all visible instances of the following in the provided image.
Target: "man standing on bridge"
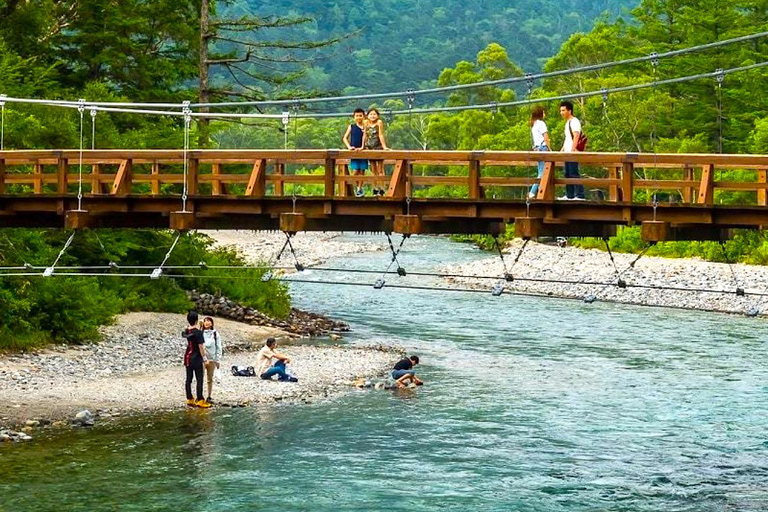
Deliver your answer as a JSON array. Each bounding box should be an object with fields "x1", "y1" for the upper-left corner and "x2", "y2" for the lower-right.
[{"x1": 559, "y1": 100, "x2": 586, "y2": 200}]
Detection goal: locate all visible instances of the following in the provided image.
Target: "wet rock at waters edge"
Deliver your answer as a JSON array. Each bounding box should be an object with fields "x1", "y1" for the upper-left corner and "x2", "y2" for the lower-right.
[
  {"x1": 73, "y1": 409, "x2": 94, "y2": 427},
  {"x1": 24, "y1": 420, "x2": 39, "y2": 428}
]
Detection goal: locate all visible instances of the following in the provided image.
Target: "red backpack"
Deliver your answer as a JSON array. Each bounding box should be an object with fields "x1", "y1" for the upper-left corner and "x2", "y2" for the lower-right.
[{"x1": 568, "y1": 120, "x2": 588, "y2": 152}]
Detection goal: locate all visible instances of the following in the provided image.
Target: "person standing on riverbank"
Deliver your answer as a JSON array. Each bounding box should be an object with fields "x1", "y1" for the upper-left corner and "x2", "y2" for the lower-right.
[
  {"x1": 183, "y1": 310, "x2": 211, "y2": 408},
  {"x1": 559, "y1": 100, "x2": 585, "y2": 200},
  {"x1": 343, "y1": 108, "x2": 369, "y2": 197},
  {"x1": 392, "y1": 355, "x2": 423, "y2": 388},
  {"x1": 257, "y1": 338, "x2": 298, "y2": 382},
  {"x1": 529, "y1": 106, "x2": 550, "y2": 199},
  {"x1": 201, "y1": 316, "x2": 222, "y2": 404}
]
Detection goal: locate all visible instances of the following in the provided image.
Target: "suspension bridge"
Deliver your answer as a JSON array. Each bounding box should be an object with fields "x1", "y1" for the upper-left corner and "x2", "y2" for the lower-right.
[{"x1": 0, "y1": 148, "x2": 766, "y2": 242}]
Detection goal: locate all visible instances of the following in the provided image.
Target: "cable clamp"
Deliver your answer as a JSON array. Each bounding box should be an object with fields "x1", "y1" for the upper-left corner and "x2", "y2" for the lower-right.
[
  {"x1": 150, "y1": 268, "x2": 163, "y2": 279},
  {"x1": 715, "y1": 68, "x2": 725, "y2": 85},
  {"x1": 617, "y1": 278, "x2": 627, "y2": 289},
  {"x1": 0, "y1": 94, "x2": 7, "y2": 108},
  {"x1": 650, "y1": 52, "x2": 659, "y2": 68},
  {"x1": 198, "y1": 261, "x2": 207, "y2": 269},
  {"x1": 77, "y1": 98, "x2": 86, "y2": 114},
  {"x1": 491, "y1": 282, "x2": 505, "y2": 296},
  {"x1": 373, "y1": 278, "x2": 385, "y2": 289},
  {"x1": 583, "y1": 294, "x2": 597, "y2": 303},
  {"x1": 736, "y1": 287, "x2": 745, "y2": 297},
  {"x1": 42, "y1": 267, "x2": 54, "y2": 277},
  {"x1": 601, "y1": 88, "x2": 609, "y2": 104},
  {"x1": 525, "y1": 73, "x2": 535, "y2": 96},
  {"x1": 406, "y1": 90, "x2": 415, "y2": 110},
  {"x1": 261, "y1": 271, "x2": 273, "y2": 282},
  {"x1": 385, "y1": 109, "x2": 393, "y2": 123},
  {"x1": 504, "y1": 273, "x2": 514, "y2": 282},
  {"x1": 282, "y1": 111, "x2": 290, "y2": 126},
  {"x1": 109, "y1": 261, "x2": 119, "y2": 270}
]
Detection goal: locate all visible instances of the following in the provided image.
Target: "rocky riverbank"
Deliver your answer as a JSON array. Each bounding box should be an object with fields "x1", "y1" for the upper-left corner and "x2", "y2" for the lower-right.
[
  {"x1": 445, "y1": 239, "x2": 768, "y2": 315},
  {"x1": 0, "y1": 312, "x2": 402, "y2": 440},
  {"x1": 190, "y1": 291, "x2": 349, "y2": 337}
]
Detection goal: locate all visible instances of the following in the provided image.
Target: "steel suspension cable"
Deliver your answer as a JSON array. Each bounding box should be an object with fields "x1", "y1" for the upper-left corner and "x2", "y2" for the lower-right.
[{"x1": 191, "y1": 31, "x2": 768, "y2": 109}]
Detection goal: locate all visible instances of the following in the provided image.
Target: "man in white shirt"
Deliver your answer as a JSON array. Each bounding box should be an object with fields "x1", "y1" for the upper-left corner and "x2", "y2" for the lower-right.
[
  {"x1": 559, "y1": 100, "x2": 586, "y2": 200},
  {"x1": 257, "y1": 338, "x2": 296, "y2": 382}
]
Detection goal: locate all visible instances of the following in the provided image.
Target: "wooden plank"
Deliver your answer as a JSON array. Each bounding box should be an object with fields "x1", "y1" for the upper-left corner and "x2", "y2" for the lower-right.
[
  {"x1": 759, "y1": 169, "x2": 767, "y2": 206},
  {"x1": 385, "y1": 160, "x2": 409, "y2": 199},
  {"x1": 468, "y1": 158, "x2": 481, "y2": 199},
  {"x1": 698, "y1": 164, "x2": 714, "y2": 205},
  {"x1": 110, "y1": 159, "x2": 133, "y2": 195},
  {"x1": 211, "y1": 163, "x2": 222, "y2": 196},
  {"x1": 245, "y1": 159, "x2": 267, "y2": 197},
  {"x1": 620, "y1": 162, "x2": 634, "y2": 203},
  {"x1": 411, "y1": 176, "x2": 469, "y2": 186},
  {"x1": 0, "y1": 159, "x2": 5, "y2": 194},
  {"x1": 609, "y1": 166, "x2": 619, "y2": 201},
  {"x1": 337, "y1": 163, "x2": 350, "y2": 198},
  {"x1": 187, "y1": 157, "x2": 198, "y2": 196},
  {"x1": 536, "y1": 161, "x2": 556, "y2": 201},
  {"x1": 151, "y1": 162, "x2": 161, "y2": 195},
  {"x1": 274, "y1": 162, "x2": 284, "y2": 196},
  {"x1": 683, "y1": 166, "x2": 694, "y2": 204},
  {"x1": 57, "y1": 157, "x2": 69, "y2": 194},
  {"x1": 34, "y1": 162, "x2": 43, "y2": 193},
  {"x1": 91, "y1": 164, "x2": 103, "y2": 195},
  {"x1": 324, "y1": 157, "x2": 336, "y2": 197}
]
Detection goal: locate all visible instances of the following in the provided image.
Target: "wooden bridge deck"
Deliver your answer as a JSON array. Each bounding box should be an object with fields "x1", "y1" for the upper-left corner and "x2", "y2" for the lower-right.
[{"x1": 1, "y1": 149, "x2": 767, "y2": 240}]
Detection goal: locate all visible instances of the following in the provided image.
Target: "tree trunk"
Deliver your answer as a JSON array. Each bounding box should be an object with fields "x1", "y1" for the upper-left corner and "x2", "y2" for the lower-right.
[{"x1": 199, "y1": 0, "x2": 211, "y2": 147}]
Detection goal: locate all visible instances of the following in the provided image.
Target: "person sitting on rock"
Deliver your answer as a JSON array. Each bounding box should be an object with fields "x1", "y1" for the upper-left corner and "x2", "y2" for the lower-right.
[
  {"x1": 257, "y1": 338, "x2": 298, "y2": 382},
  {"x1": 392, "y1": 355, "x2": 423, "y2": 388}
]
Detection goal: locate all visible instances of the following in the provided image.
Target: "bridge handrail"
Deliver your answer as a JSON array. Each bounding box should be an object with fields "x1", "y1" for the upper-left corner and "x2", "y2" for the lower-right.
[{"x1": 0, "y1": 149, "x2": 766, "y2": 206}]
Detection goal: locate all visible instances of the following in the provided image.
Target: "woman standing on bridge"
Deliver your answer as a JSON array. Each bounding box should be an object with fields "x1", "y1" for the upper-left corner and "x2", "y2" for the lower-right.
[{"x1": 529, "y1": 106, "x2": 550, "y2": 199}]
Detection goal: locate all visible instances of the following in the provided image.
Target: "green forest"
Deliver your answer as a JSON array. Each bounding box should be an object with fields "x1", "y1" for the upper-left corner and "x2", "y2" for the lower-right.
[{"x1": 0, "y1": 0, "x2": 768, "y2": 348}]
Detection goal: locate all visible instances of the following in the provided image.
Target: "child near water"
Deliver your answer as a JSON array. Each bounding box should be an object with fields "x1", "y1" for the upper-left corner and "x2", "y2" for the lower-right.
[
  {"x1": 363, "y1": 108, "x2": 389, "y2": 196},
  {"x1": 342, "y1": 108, "x2": 369, "y2": 197}
]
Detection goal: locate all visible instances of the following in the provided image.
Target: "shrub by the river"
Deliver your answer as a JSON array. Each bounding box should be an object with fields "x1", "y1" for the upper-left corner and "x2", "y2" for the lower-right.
[{"x1": 0, "y1": 229, "x2": 290, "y2": 351}]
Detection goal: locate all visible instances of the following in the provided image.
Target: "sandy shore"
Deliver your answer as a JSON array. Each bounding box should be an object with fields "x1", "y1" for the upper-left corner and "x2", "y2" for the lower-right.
[
  {"x1": 446, "y1": 239, "x2": 768, "y2": 315},
  {"x1": 0, "y1": 313, "x2": 401, "y2": 434}
]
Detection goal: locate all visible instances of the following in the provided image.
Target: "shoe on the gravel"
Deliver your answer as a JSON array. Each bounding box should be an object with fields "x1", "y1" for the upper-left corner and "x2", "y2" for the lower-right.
[
  {"x1": 205, "y1": 397, "x2": 213, "y2": 404},
  {"x1": 196, "y1": 399, "x2": 212, "y2": 409},
  {"x1": 186, "y1": 399, "x2": 196, "y2": 407}
]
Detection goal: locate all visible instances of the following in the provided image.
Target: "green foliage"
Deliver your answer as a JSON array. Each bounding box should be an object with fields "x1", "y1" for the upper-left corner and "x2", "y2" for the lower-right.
[{"x1": 0, "y1": 229, "x2": 291, "y2": 351}]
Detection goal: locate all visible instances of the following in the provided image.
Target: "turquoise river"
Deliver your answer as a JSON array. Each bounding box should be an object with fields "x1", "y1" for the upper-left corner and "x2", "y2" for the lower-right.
[{"x1": 1, "y1": 236, "x2": 768, "y2": 511}]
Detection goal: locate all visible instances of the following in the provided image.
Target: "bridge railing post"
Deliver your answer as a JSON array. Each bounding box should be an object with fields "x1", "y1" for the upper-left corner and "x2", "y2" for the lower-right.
[
  {"x1": 469, "y1": 151, "x2": 483, "y2": 199},
  {"x1": 57, "y1": 155, "x2": 69, "y2": 195},
  {"x1": 759, "y1": 168, "x2": 767, "y2": 206},
  {"x1": 245, "y1": 159, "x2": 267, "y2": 197},
  {"x1": 535, "y1": 161, "x2": 556, "y2": 201},
  {"x1": 324, "y1": 151, "x2": 337, "y2": 197},
  {"x1": 0, "y1": 158, "x2": 5, "y2": 195},
  {"x1": 187, "y1": 156, "x2": 198, "y2": 197},
  {"x1": 110, "y1": 159, "x2": 133, "y2": 195},
  {"x1": 620, "y1": 161, "x2": 634, "y2": 203}
]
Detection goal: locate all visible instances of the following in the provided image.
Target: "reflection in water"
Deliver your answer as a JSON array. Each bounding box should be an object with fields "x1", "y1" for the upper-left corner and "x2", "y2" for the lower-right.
[{"x1": 2, "y1": 236, "x2": 768, "y2": 511}]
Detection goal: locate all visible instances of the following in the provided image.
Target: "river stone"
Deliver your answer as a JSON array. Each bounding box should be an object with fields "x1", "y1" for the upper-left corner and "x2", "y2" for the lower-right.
[
  {"x1": 74, "y1": 409, "x2": 94, "y2": 426},
  {"x1": 24, "y1": 420, "x2": 39, "y2": 427}
]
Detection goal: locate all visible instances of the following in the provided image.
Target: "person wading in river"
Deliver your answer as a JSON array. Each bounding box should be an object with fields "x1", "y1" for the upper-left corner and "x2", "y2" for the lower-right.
[
  {"x1": 392, "y1": 355, "x2": 423, "y2": 388},
  {"x1": 183, "y1": 310, "x2": 211, "y2": 408}
]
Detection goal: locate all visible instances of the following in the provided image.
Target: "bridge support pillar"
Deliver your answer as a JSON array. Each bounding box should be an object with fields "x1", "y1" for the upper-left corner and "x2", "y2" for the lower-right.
[
  {"x1": 393, "y1": 215, "x2": 422, "y2": 235},
  {"x1": 280, "y1": 212, "x2": 306, "y2": 234},
  {"x1": 640, "y1": 221, "x2": 670, "y2": 242},
  {"x1": 514, "y1": 217, "x2": 542, "y2": 240},
  {"x1": 170, "y1": 211, "x2": 196, "y2": 231}
]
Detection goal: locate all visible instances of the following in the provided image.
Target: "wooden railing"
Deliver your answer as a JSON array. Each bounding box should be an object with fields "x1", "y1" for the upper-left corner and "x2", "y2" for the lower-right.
[{"x1": 0, "y1": 149, "x2": 766, "y2": 207}]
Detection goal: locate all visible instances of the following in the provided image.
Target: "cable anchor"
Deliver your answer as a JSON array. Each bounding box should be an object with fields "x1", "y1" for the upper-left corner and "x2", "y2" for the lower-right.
[{"x1": 525, "y1": 74, "x2": 535, "y2": 97}]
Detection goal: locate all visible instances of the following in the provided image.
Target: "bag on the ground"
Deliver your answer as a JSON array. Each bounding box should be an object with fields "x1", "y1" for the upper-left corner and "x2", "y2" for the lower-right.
[{"x1": 231, "y1": 365, "x2": 256, "y2": 377}]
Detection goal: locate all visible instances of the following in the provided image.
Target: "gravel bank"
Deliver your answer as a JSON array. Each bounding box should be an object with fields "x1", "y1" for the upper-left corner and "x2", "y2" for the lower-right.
[
  {"x1": 203, "y1": 230, "x2": 386, "y2": 267},
  {"x1": 446, "y1": 240, "x2": 768, "y2": 315},
  {"x1": 0, "y1": 313, "x2": 402, "y2": 433}
]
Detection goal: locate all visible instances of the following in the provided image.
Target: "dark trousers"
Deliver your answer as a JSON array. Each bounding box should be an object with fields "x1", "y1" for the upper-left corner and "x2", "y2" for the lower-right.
[
  {"x1": 185, "y1": 365, "x2": 204, "y2": 400},
  {"x1": 564, "y1": 161, "x2": 585, "y2": 199}
]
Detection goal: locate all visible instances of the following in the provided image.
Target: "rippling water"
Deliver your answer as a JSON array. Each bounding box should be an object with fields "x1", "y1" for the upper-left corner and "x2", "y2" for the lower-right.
[{"x1": 2, "y1": 236, "x2": 768, "y2": 511}]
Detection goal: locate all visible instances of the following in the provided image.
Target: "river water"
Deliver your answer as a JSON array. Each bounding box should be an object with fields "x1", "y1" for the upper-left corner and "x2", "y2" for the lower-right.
[{"x1": 2, "y1": 236, "x2": 768, "y2": 511}]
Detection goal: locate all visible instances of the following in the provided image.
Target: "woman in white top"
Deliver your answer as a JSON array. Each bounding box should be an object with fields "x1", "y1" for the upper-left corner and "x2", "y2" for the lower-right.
[
  {"x1": 202, "y1": 316, "x2": 223, "y2": 403},
  {"x1": 529, "y1": 106, "x2": 550, "y2": 199}
]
